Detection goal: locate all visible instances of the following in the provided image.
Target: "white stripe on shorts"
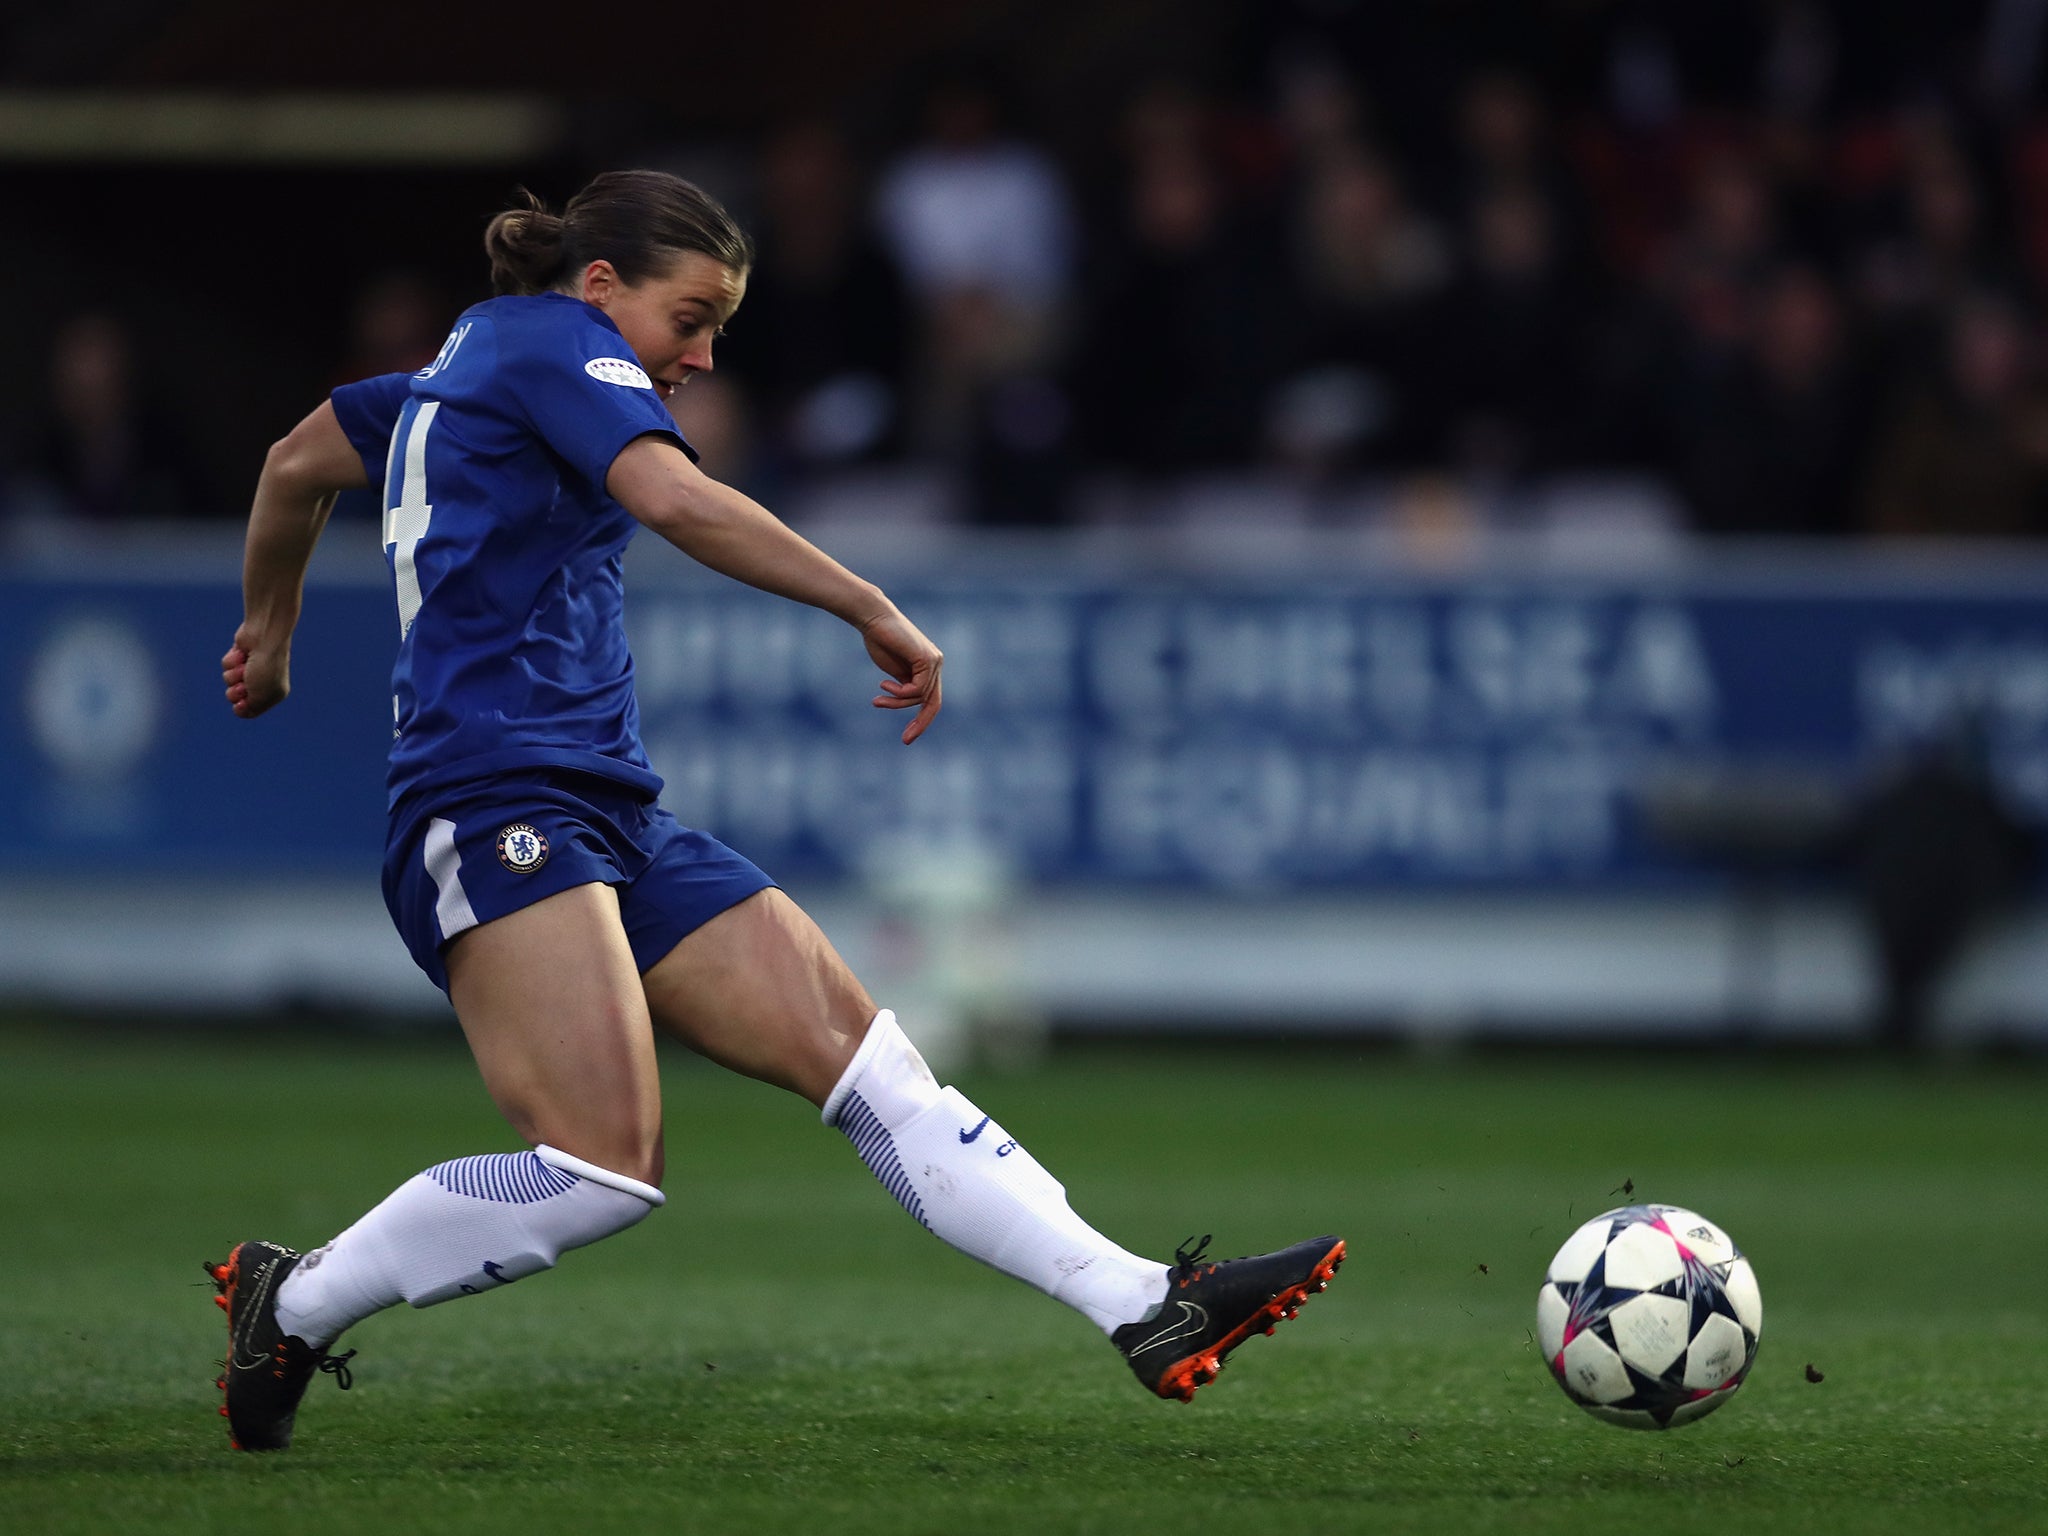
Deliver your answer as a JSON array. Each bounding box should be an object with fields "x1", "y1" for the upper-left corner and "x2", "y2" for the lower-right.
[{"x1": 423, "y1": 816, "x2": 479, "y2": 940}]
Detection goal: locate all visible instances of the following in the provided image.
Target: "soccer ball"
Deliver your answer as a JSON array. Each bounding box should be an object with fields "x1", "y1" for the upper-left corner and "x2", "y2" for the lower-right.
[{"x1": 1537, "y1": 1203, "x2": 1762, "y2": 1430}]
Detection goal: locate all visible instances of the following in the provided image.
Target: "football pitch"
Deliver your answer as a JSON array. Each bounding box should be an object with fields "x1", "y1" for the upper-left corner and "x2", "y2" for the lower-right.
[{"x1": 2, "y1": 1023, "x2": 2043, "y2": 1535}]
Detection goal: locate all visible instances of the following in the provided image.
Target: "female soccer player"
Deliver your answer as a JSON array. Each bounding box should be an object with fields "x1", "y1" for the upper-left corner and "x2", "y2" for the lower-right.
[{"x1": 211, "y1": 169, "x2": 1341, "y2": 1451}]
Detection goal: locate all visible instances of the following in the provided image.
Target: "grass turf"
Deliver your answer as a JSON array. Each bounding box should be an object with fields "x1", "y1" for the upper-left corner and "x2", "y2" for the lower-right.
[{"x1": 0, "y1": 1024, "x2": 2043, "y2": 1534}]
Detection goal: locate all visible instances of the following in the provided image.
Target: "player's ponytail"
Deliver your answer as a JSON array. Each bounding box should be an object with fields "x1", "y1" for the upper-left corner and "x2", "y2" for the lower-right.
[
  {"x1": 484, "y1": 172, "x2": 753, "y2": 297},
  {"x1": 484, "y1": 190, "x2": 570, "y2": 295}
]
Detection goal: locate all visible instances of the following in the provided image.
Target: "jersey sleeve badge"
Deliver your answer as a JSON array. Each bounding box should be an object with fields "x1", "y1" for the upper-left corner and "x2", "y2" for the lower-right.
[{"x1": 583, "y1": 357, "x2": 654, "y2": 389}]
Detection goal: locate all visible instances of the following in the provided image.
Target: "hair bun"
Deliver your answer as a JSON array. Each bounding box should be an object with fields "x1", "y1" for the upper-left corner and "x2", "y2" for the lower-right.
[{"x1": 484, "y1": 190, "x2": 569, "y2": 295}]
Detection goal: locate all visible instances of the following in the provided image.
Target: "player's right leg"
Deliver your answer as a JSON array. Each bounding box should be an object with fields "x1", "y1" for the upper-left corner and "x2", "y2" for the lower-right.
[
  {"x1": 208, "y1": 781, "x2": 671, "y2": 1451},
  {"x1": 211, "y1": 885, "x2": 665, "y2": 1450}
]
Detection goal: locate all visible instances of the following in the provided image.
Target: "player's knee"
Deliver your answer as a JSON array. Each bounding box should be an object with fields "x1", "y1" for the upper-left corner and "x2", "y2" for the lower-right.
[
  {"x1": 820, "y1": 1008, "x2": 940, "y2": 1127},
  {"x1": 811, "y1": 999, "x2": 882, "y2": 1096},
  {"x1": 865, "y1": 1007, "x2": 934, "y2": 1080},
  {"x1": 556, "y1": 1128, "x2": 662, "y2": 1191},
  {"x1": 628, "y1": 1136, "x2": 665, "y2": 1191},
  {"x1": 505, "y1": 1091, "x2": 662, "y2": 1188}
]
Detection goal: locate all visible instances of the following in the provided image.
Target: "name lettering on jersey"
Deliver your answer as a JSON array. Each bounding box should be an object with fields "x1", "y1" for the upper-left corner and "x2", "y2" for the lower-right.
[
  {"x1": 416, "y1": 322, "x2": 472, "y2": 380},
  {"x1": 584, "y1": 356, "x2": 654, "y2": 389}
]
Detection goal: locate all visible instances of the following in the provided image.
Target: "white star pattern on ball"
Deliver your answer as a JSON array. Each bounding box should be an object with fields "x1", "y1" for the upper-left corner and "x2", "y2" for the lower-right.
[{"x1": 1537, "y1": 1203, "x2": 1762, "y2": 1431}]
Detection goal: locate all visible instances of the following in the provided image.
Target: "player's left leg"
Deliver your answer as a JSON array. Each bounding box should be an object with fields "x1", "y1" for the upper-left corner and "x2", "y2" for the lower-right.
[
  {"x1": 628, "y1": 816, "x2": 1346, "y2": 1402},
  {"x1": 814, "y1": 1000, "x2": 1344, "y2": 1401},
  {"x1": 640, "y1": 888, "x2": 1174, "y2": 1335}
]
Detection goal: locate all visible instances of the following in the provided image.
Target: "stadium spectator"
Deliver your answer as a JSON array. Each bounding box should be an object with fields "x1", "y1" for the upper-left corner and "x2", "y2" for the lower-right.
[
  {"x1": 1672, "y1": 263, "x2": 1870, "y2": 535},
  {"x1": 875, "y1": 69, "x2": 1074, "y2": 319},
  {"x1": 873, "y1": 67, "x2": 1073, "y2": 426},
  {"x1": 1865, "y1": 293, "x2": 2048, "y2": 537},
  {"x1": 872, "y1": 65, "x2": 1077, "y2": 519},
  {"x1": 1443, "y1": 68, "x2": 1590, "y2": 273},
  {"x1": 734, "y1": 121, "x2": 909, "y2": 475},
  {"x1": 4, "y1": 311, "x2": 214, "y2": 523},
  {"x1": 1427, "y1": 177, "x2": 1590, "y2": 480},
  {"x1": 1598, "y1": 150, "x2": 1799, "y2": 525},
  {"x1": 1076, "y1": 93, "x2": 1282, "y2": 475},
  {"x1": 1269, "y1": 51, "x2": 1372, "y2": 177},
  {"x1": 1269, "y1": 144, "x2": 1449, "y2": 471},
  {"x1": 1854, "y1": 121, "x2": 2020, "y2": 354},
  {"x1": 1663, "y1": 151, "x2": 1784, "y2": 315}
]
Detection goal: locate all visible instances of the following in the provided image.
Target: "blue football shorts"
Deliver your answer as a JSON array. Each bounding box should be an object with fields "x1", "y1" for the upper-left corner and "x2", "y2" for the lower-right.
[{"x1": 383, "y1": 769, "x2": 776, "y2": 994}]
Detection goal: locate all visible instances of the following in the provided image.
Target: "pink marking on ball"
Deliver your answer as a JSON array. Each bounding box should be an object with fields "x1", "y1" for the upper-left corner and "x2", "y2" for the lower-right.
[{"x1": 1649, "y1": 1213, "x2": 1697, "y2": 1262}]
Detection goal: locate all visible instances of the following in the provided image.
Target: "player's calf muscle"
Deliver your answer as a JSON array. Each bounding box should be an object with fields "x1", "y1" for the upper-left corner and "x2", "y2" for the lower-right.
[
  {"x1": 643, "y1": 891, "x2": 874, "y2": 1106},
  {"x1": 445, "y1": 889, "x2": 664, "y2": 1183}
]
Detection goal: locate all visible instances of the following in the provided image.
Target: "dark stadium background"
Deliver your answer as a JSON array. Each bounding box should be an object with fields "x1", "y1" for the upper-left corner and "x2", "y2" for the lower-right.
[{"x1": 8, "y1": 0, "x2": 2048, "y2": 1051}]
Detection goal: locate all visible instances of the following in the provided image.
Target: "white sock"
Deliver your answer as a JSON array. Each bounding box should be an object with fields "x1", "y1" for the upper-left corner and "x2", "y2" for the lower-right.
[
  {"x1": 822, "y1": 1010, "x2": 1169, "y2": 1334},
  {"x1": 273, "y1": 1145, "x2": 662, "y2": 1348}
]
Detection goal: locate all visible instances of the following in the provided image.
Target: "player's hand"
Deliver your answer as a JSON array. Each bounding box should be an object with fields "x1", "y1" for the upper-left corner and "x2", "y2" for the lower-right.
[
  {"x1": 860, "y1": 607, "x2": 943, "y2": 744},
  {"x1": 222, "y1": 623, "x2": 291, "y2": 718}
]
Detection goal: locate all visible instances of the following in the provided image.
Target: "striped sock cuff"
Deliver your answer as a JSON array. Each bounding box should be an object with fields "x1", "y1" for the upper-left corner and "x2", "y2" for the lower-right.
[
  {"x1": 533, "y1": 1144, "x2": 664, "y2": 1206},
  {"x1": 425, "y1": 1150, "x2": 580, "y2": 1204}
]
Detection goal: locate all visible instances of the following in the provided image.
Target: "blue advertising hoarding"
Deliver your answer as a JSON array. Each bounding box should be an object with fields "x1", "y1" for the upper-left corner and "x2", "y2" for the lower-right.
[
  {"x1": 0, "y1": 574, "x2": 391, "y2": 876},
  {"x1": 4, "y1": 552, "x2": 2046, "y2": 888}
]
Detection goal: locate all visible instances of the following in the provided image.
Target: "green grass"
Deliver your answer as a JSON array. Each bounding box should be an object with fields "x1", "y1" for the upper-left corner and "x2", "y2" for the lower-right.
[{"x1": 1, "y1": 1023, "x2": 2044, "y2": 1534}]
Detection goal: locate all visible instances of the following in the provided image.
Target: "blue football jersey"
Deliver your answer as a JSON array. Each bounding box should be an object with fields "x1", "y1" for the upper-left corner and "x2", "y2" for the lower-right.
[{"x1": 330, "y1": 292, "x2": 695, "y2": 810}]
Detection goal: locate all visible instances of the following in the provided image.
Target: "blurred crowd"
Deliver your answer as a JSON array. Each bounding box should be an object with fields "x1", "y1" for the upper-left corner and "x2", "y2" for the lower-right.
[{"x1": 14, "y1": 1, "x2": 2048, "y2": 538}]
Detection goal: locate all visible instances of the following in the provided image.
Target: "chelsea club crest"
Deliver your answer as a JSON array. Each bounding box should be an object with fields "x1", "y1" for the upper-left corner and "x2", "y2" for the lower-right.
[{"x1": 496, "y1": 823, "x2": 549, "y2": 873}]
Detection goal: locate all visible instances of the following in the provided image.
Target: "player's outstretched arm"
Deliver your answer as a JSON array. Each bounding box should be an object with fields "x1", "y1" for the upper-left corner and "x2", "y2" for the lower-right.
[
  {"x1": 224, "y1": 400, "x2": 369, "y2": 719},
  {"x1": 607, "y1": 435, "x2": 943, "y2": 743}
]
